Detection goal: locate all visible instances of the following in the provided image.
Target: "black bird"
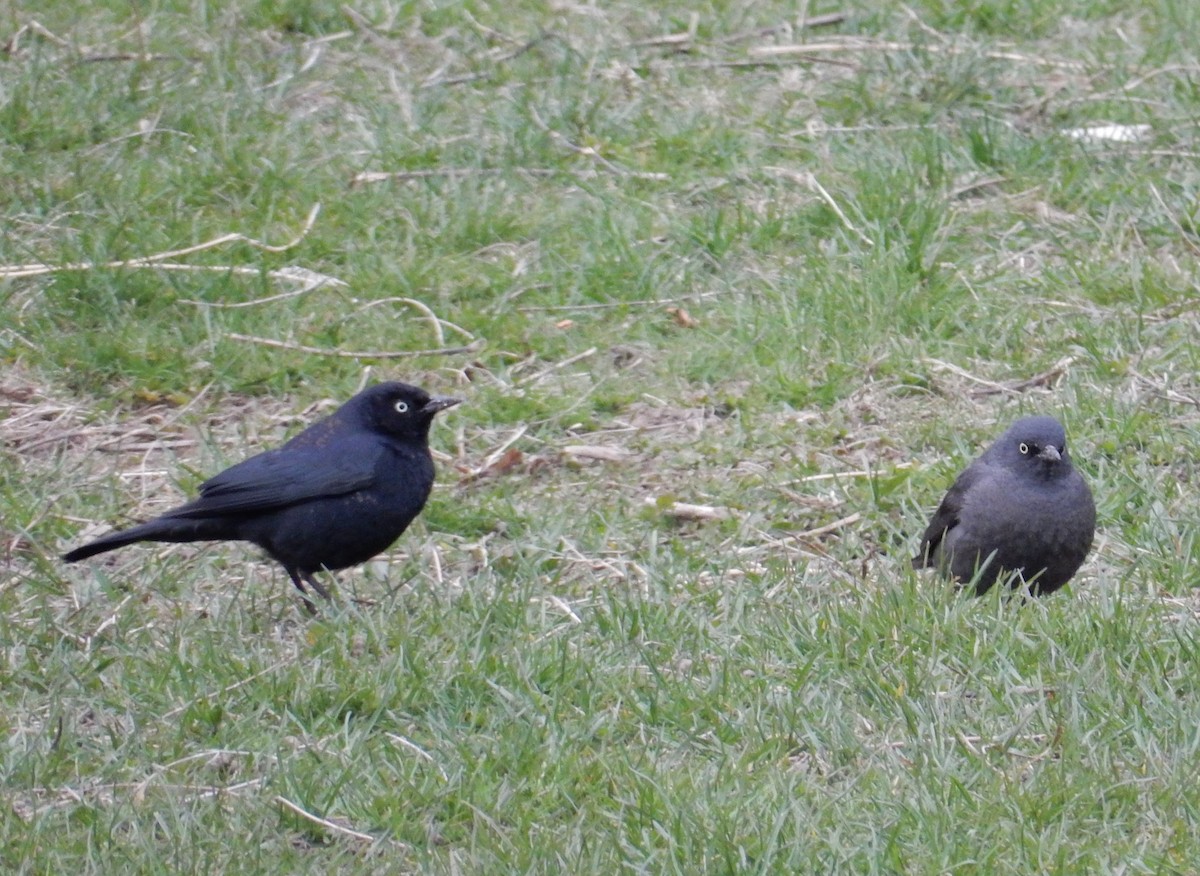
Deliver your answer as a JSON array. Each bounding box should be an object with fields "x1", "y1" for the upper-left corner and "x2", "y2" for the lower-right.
[
  {"x1": 63, "y1": 382, "x2": 461, "y2": 613},
  {"x1": 912, "y1": 415, "x2": 1095, "y2": 596}
]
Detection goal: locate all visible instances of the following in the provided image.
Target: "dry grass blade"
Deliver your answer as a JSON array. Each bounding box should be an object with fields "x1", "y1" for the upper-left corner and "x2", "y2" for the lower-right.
[
  {"x1": 275, "y1": 795, "x2": 409, "y2": 849},
  {"x1": 923, "y1": 357, "x2": 1073, "y2": 397},
  {"x1": 3, "y1": 19, "x2": 73, "y2": 53},
  {"x1": 347, "y1": 297, "x2": 477, "y2": 346},
  {"x1": 748, "y1": 34, "x2": 1087, "y2": 70},
  {"x1": 180, "y1": 267, "x2": 347, "y2": 307},
  {"x1": 562, "y1": 445, "x2": 632, "y2": 463},
  {"x1": 514, "y1": 347, "x2": 598, "y2": 386},
  {"x1": 764, "y1": 167, "x2": 875, "y2": 246},
  {"x1": 795, "y1": 512, "x2": 863, "y2": 540},
  {"x1": 645, "y1": 498, "x2": 734, "y2": 521},
  {"x1": 351, "y1": 167, "x2": 671, "y2": 184},
  {"x1": 226, "y1": 334, "x2": 483, "y2": 359},
  {"x1": 0, "y1": 205, "x2": 323, "y2": 280},
  {"x1": 384, "y1": 732, "x2": 447, "y2": 779}
]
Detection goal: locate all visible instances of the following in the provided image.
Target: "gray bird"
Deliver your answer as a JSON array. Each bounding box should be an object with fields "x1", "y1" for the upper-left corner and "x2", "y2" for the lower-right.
[{"x1": 912, "y1": 415, "x2": 1095, "y2": 596}]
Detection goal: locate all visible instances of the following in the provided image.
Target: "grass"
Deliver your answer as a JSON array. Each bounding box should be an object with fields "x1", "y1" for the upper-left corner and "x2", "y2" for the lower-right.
[{"x1": 3, "y1": 0, "x2": 1200, "y2": 872}]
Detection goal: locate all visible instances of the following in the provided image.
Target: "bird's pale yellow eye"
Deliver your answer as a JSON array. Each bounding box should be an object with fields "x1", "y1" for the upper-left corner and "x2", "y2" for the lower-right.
[
  {"x1": 394, "y1": 400, "x2": 409, "y2": 413},
  {"x1": 1019, "y1": 442, "x2": 1029, "y2": 454}
]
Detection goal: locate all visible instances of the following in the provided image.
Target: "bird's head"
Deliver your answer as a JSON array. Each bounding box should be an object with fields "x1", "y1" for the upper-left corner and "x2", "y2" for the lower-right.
[
  {"x1": 988, "y1": 415, "x2": 1073, "y2": 476},
  {"x1": 353, "y1": 382, "x2": 462, "y2": 441}
]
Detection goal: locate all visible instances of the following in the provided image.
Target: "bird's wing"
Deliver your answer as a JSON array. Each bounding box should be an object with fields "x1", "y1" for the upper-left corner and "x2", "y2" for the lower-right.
[
  {"x1": 913, "y1": 463, "x2": 987, "y2": 566},
  {"x1": 167, "y1": 437, "x2": 384, "y2": 518}
]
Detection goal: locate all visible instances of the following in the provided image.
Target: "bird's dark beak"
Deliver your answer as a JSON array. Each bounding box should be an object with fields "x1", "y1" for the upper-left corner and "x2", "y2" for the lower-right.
[
  {"x1": 1038, "y1": 445, "x2": 1061, "y2": 462},
  {"x1": 422, "y1": 395, "x2": 462, "y2": 415}
]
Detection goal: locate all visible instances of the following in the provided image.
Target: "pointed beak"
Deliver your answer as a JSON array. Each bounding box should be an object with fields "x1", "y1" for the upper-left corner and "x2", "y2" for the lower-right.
[
  {"x1": 1038, "y1": 444, "x2": 1061, "y2": 463},
  {"x1": 422, "y1": 395, "x2": 463, "y2": 415}
]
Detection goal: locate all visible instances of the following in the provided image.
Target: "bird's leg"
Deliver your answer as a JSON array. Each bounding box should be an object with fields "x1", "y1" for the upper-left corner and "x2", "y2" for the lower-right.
[
  {"x1": 285, "y1": 567, "x2": 332, "y2": 601},
  {"x1": 302, "y1": 570, "x2": 332, "y2": 601},
  {"x1": 286, "y1": 568, "x2": 319, "y2": 616},
  {"x1": 309, "y1": 574, "x2": 333, "y2": 600}
]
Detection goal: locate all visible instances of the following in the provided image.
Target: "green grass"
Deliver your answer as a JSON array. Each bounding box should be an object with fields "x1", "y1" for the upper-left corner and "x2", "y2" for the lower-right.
[{"x1": 4, "y1": 0, "x2": 1200, "y2": 872}]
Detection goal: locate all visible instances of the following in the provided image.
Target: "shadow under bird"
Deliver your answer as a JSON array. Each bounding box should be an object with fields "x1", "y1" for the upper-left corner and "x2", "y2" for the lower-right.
[
  {"x1": 912, "y1": 415, "x2": 1095, "y2": 596},
  {"x1": 63, "y1": 382, "x2": 460, "y2": 613}
]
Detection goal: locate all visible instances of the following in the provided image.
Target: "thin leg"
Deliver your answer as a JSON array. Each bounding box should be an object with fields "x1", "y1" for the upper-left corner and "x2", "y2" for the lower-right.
[
  {"x1": 300, "y1": 570, "x2": 332, "y2": 601},
  {"x1": 286, "y1": 568, "x2": 319, "y2": 616}
]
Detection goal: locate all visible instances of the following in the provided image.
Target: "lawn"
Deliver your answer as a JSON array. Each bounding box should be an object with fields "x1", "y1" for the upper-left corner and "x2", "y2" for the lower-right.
[{"x1": 3, "y1": 1, "x2": 1200, "y2": 872}]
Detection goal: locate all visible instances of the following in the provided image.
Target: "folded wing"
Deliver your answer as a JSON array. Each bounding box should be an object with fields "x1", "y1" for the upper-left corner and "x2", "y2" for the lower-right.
[
  {"x1": 913, "y1": 464, "x2": 984, "y2": 567},
  {"x1": 165, "y1": 437, "x2": 382, "y2": 519}
]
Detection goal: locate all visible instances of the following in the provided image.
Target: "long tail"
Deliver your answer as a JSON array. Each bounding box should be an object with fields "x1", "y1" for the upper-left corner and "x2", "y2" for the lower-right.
[{"x1": 62, "y1": 518, "x2": 235, "y2": 562}]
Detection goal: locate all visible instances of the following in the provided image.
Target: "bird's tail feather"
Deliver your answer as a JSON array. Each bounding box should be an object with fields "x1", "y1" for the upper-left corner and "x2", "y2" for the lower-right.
[{"x1": 62, "y1": 518, "x2": 234, "y2": 562}]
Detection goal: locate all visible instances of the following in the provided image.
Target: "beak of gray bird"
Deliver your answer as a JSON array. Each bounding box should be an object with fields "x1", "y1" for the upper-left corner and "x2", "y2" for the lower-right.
[
  {"x1": 1037, "y1": 444, "x2": 1061, "y2": 463},
  {"x1": 423, "y1": 395, "x2": 463, "y2": 415}
]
